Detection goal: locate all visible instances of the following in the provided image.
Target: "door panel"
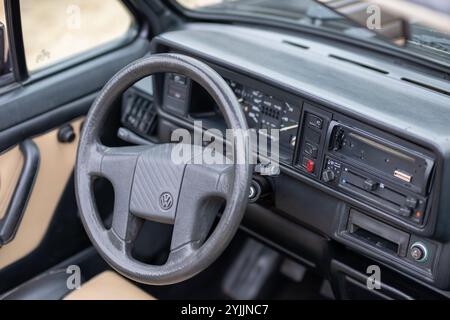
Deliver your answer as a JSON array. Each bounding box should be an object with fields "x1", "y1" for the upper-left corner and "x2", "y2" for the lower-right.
[
  {"x1": 0, "y1": 34, "x2": 150, "y2": 291},
  {"x1": 0, "y1": 140, "x2": 39, "y2": 245},
  {"x1": 0, "y1": 0, "x2": 154, "y2": 293},
  {"x1": 0, "y1": 118, "x2": 83, "y2": 269},
  {"x1": 0, "y1": 146, "x2": 24, "y2": 220}
]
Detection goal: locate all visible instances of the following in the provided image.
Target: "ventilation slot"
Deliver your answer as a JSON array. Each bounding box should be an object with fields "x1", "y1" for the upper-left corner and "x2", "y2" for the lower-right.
[
  {"x1": 121, "y1": 92, "x2": 157, "y2": 138},
  {"x1": 329, "y1": 54, "x2": 389, "y2": 74},
  {"x1": 401, "y1": 78, "x2": 450, "y2": 97},
  {"x1": 282, "y1": 40, "x2": 310, "y2": 50}
]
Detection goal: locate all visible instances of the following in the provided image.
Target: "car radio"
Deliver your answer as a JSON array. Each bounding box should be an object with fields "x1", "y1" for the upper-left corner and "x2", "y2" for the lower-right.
[{"x1": 321, "y1": 121, "x2": 435, "y2": 225}]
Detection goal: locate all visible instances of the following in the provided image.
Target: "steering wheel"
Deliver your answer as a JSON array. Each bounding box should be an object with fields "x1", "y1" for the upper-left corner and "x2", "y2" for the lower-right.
[{"x1": 75, "y1": 54, "x2": 251, "y2": 285}]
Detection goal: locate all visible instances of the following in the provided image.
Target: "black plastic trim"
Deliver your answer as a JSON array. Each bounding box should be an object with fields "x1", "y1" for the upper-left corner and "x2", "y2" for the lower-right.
[
  {"x1": 4, "y1": 0, "x2": 28, "y2": 82},
  {"x1": 0, "y1": 140, "x2": 40, "y2": 245},
  {"x1": 0, "y1": 92, "x2": 95, "y2": 151}
]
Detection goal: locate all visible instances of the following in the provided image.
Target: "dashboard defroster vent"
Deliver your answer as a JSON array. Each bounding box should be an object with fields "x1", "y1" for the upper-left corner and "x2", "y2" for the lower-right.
[
  {"x1": 400, "y1": 78, "x2": 450, "y2": 97},
  {"x1": 328, "y1": 54, "x2": 389, "y2": 74},
  {"x1": 282, "y1": 40, "x2": 310, "y2": 50}
]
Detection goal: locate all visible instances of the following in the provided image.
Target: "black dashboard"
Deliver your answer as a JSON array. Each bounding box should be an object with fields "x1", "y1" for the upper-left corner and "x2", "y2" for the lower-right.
[{"x1": 119, "y1": 23, "x2": 450, "y2": 295}]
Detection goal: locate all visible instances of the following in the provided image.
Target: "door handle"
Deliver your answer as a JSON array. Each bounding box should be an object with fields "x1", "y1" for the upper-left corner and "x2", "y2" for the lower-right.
[{"x1": 0, "y1": 140, "x2": 40, "y2": 245}]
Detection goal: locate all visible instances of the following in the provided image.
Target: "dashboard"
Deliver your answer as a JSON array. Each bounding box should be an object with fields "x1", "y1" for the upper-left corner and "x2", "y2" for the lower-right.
[
  {"x1": 119, "y1": 23, "x2": 450, "y2": 294},
  {"x1": 160, "y1": 68, "x2": 435, "y2": 227}
]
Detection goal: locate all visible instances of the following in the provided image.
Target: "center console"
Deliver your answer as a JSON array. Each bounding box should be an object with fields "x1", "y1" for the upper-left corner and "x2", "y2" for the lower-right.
[{"x1": 294, "y1": 103, "x2": 435, "y2": 228}]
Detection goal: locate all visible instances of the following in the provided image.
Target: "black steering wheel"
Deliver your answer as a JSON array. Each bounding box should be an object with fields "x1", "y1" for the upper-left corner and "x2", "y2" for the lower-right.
[{"x1": 75, "y1": 54, "x2": 251, "y2": 285}]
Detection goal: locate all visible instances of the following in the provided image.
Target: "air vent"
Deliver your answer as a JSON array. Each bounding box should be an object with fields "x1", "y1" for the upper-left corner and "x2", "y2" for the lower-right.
[
  {"x1": 282, "y1": 40, "x2": 310, "y2": 50},
  {"x1": 401, "y1": 78, "x2": 450, "y2": 97},
  {"x1": 329, "y1": 54, "x2": 389, "y2": 74},
  {"x1": 121, "y1": 91, "x2": 157, "y2": 137}
]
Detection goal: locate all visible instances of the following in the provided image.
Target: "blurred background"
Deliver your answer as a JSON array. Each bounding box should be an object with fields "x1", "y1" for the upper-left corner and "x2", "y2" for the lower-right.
[
  {"x1": 1, "y1": 0, "x2": 132, "y2": 72},
  {"x1": 0, "y1": 0, "x2": 449, "y2": 73}
]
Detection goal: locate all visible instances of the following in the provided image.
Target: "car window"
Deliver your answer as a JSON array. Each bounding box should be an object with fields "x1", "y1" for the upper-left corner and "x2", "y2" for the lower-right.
[
  {"x1": 176, "y1": 0, "x2": 450, "y2": 67},
  {"x1": 20, "y1": 0, "x2": 135, "y2": 72}
]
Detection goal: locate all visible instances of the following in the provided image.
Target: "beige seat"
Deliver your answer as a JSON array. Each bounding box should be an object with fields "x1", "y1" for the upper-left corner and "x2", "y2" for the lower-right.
[{"x1": 64, "y1": 271, "x2": 155, "y2": 300}]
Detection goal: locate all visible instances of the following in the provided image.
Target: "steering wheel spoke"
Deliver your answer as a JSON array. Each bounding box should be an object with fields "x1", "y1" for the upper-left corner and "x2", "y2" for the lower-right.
[
  {"x1": 96, "y1": 145, "x2": 149, "y2": 242},
  {"x1": 170, "y1": 163, "x2": 233, "y2": 253}
]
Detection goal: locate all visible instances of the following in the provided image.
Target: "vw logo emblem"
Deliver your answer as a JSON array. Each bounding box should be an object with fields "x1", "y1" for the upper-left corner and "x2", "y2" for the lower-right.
[{"x1": 159, "y1": 192, "x2": 173, "y2": 210}]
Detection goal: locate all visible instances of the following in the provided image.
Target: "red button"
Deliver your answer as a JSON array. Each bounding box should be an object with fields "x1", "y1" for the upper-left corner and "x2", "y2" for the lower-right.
[{"x1": 306, "y1": 159, "x2": 315, "y2": 173}]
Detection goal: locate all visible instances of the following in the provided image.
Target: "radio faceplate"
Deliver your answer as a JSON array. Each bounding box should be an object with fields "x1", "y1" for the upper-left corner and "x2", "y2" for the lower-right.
[
  {"x1": 324, "y1": 157, "x2": 428, "y2": 225},
  {"x1": 326, "y1": 122, "x2": 434, "y2": 196},
  {"x1": 322, "y1": 122, "x2": 435, "y2": 226}
]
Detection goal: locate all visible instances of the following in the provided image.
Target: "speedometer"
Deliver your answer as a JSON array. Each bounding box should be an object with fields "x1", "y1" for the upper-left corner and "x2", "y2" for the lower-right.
[{"x1": 226, "y1": 78, "x2": 301, "y2": 161}]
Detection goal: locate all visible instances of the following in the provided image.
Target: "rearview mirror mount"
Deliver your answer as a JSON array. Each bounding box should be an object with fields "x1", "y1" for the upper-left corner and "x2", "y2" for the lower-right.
[
  {"x1": 316, "y1": 0, "x2": 450, "y2": 47},
  {"x1": 316, "y1": 0, "x2": 410, "y2": 46}
]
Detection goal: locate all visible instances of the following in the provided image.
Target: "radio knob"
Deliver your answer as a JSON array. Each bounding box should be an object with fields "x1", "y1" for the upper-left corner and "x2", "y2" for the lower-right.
[{"x1": 322, "y1": 169, "x2": 335, "y2": 183}]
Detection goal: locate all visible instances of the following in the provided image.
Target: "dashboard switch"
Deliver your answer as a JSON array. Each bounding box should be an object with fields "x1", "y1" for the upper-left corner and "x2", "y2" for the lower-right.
[
  {"x1": 305, "y1": 159, "x2": 315, "y2": 173},
  {"x1": 304, "y1": 142, "x2": 318, "y2": 158},
  {"x1": 308, "y1": 115, "x2": 323, "y2": 129}
]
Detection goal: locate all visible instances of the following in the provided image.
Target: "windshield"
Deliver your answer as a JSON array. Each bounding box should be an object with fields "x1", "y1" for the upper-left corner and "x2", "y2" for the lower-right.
[{"x1": 175, "y1": 0, "x2": 450, "y2": 66}]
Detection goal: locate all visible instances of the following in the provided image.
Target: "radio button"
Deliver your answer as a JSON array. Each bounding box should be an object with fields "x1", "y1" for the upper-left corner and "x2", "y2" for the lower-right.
[
  {"x1": 406, "y1": 197, "x2": 418, "y2": 209},
  {"x1": 399, "y1": 206, "x2": 412, "y2": 217},
  {"x1": 363, "y1": 179, "x2": 378, "y2": 191}
]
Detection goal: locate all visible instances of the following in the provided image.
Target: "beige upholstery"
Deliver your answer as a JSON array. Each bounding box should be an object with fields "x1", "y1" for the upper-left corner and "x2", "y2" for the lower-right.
[
  {"x1": 0, "y1": 118, "x2": 83, "y2": 269},
  {"x1": 0, "y1": 146, "x2": 24, "y2": 220},
  {"x1": 64, "y1": 271, "x2": 155, "y2": 300}
]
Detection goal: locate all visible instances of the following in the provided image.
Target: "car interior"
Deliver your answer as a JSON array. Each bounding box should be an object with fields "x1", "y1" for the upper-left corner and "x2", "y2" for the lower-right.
[{"x1": 0, "y1": 0, "x2": 450, "y2": 300}]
